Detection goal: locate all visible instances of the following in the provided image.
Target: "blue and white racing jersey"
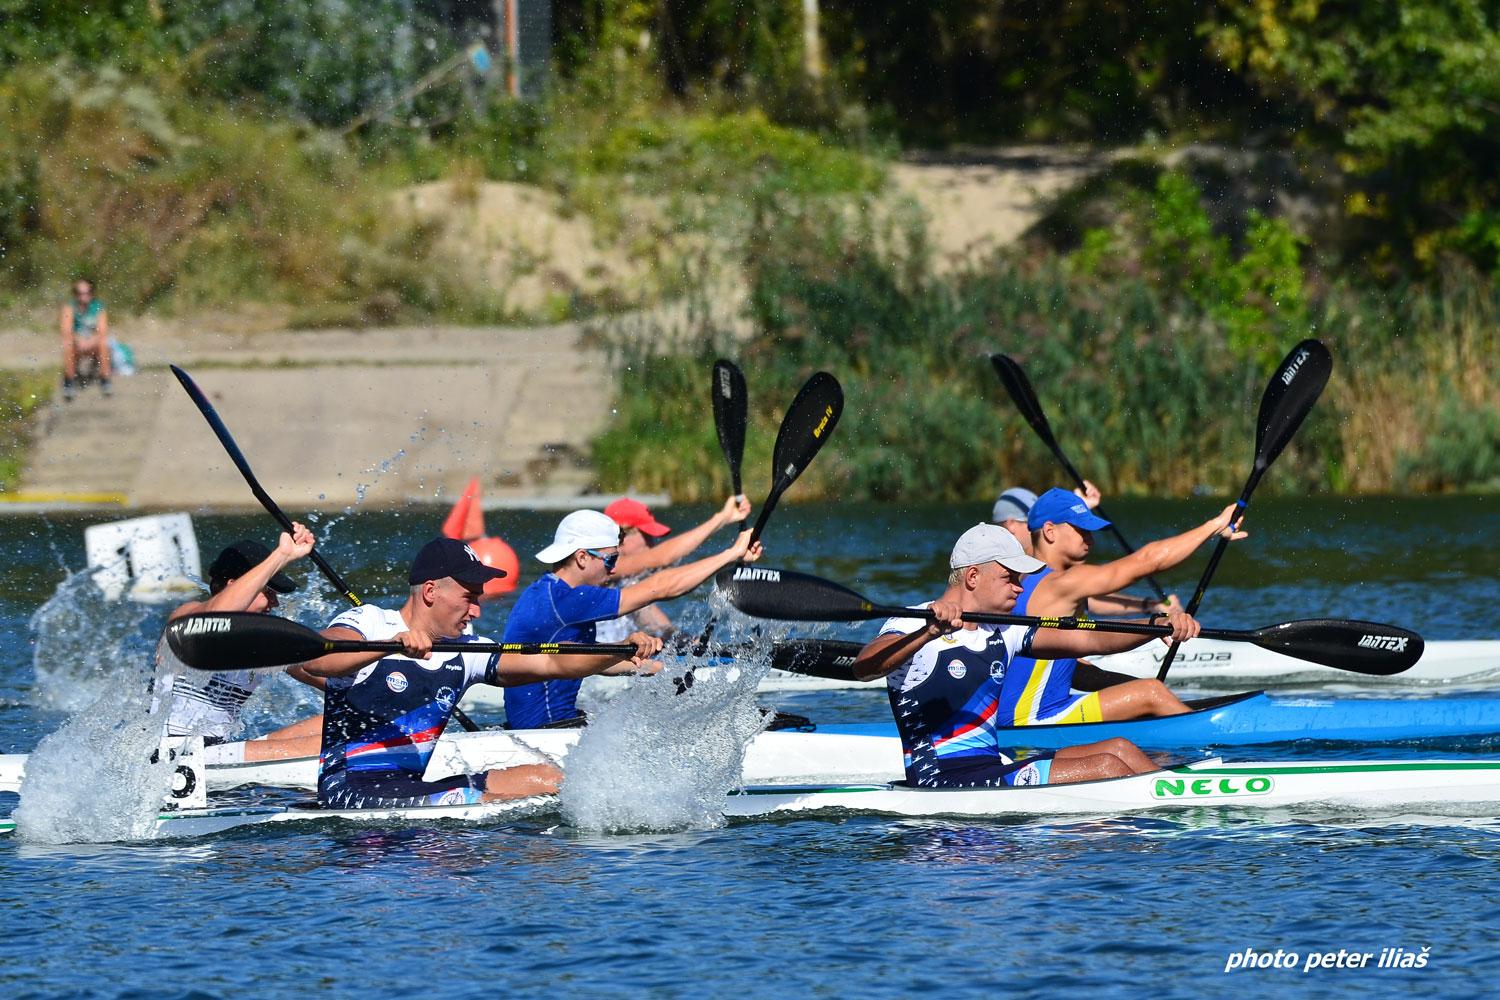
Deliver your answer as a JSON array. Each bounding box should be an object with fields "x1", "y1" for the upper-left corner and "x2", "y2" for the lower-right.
[
  {"x1": 318, "y1": 605, "x2": 499, "y2": 787},
  {"x1": 879, "y1": 604, "x2": 1036, "y2": 784}
]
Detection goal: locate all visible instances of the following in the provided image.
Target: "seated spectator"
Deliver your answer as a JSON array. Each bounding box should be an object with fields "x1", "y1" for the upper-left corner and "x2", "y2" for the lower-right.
[{"x1": 61, "y1": 279, "x2": 111, "y2": 400}]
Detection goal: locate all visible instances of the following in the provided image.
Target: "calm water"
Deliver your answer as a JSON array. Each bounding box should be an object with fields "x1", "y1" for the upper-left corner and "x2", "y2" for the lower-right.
[{"x1": 2, "y1": 496, "x2": 1497, "y2": 999}]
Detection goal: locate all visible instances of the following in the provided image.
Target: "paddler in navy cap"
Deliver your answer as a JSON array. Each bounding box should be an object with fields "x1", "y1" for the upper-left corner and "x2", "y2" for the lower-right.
[
  {"x1": 296, "y1": 538, "x2": 664, "y2": 809},
  {"x1": 997, "y1": 488, "x2": 1248, "y2": 727},
  {"x1": 156, "y1": 524, "x2": 326, "y2": 764}
]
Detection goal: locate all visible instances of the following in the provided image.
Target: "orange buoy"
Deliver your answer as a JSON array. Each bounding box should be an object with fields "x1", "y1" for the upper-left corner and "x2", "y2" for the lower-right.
[
  {"x1": 469, "y1": 535, "x2": 519, "y2": 597},
  {"x1": 441, "y1": 476, "x2": 517, "y2": 596}
]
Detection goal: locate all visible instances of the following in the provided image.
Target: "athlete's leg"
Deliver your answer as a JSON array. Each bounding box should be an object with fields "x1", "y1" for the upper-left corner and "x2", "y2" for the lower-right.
[
  {"x1": 1047, "y1": 753, "x2": 1134, "y2": 783},
  {"x1": 1055, "y1": 737, "x2": 1159, "y2": 773},
  {"x1": 1095, "y1": 679, "x2": 1190, "y2": 720},
  {"x1": 482, "y1": 761, "x2": 564, "y2": 800},
  {"x1": 242, "y1": 734, "x2": 323, "y2": 761},
  {"x1": 257, "y1": 714, "x2": 323, "y2": 741}
]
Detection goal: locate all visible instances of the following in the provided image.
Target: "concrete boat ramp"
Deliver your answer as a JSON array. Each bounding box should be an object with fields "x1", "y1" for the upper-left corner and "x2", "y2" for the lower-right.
[{"x1": 0, "y1": 323, "x2": 636, "y2": 512}]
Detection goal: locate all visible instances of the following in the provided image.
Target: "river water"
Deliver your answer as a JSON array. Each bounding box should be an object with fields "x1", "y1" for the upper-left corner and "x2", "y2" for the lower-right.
[{"x1": 1, "y1": 496, "x2": 1497, "y2": 998}]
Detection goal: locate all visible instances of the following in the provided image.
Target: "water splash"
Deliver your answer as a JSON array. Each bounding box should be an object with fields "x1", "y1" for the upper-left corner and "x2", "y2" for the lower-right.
[
  {"x1": 13, "y1": 650, "x2": 172, "y2": 844},
  {"x1": 29, "y1": 568, "x2": 162, "y2": 712},
  {"x1": 559, "y1": 602, "x2": 787, "y2": 833}
]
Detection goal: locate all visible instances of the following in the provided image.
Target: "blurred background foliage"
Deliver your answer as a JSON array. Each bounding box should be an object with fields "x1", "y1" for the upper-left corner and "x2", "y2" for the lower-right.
[{"x1": 2, "y1": 0, "x2": 1499, "y2": 493}]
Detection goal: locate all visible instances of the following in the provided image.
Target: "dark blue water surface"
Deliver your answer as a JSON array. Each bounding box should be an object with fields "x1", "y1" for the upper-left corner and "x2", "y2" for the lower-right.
[{"x1": 1, "y1": 496, "x2": 1497, "y2": 999}]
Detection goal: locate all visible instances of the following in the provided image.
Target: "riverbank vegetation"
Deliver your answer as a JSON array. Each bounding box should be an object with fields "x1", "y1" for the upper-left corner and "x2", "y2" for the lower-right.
[{"x1": 3, "y1": 2, "x2": 1500, "y2": 494}]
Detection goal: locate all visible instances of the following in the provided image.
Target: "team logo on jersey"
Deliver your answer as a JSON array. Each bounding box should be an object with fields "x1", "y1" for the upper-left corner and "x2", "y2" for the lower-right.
[
  {"x1": 386, "y1": 671, "x2": 409, "y2": 693},
  {"x1": 1011, "y1": 762, "x2": 1043, "y2": 786},
  {"x1": 436, "y1": 686, "x2": 456, "y2": 709},
  {"x1": 947, "y1": 659, "x2": 967, "y2": 679},
  {"x1": 989, "y1": 659, "x2": 1007, "y2": 681}
]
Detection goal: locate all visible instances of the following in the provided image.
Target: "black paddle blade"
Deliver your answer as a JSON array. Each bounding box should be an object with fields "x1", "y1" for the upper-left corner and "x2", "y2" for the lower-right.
[
  {"x1": 711, "y1": 359, "x2": 748, "y2": 496},
  {"x1": 770, "y1": 371, "x2": 843, "y2": 493},
  {"x1": 747, "y1": 372, "x2": 844, "y2": 546},
  {"x1": 769, "y1": 639, "x2": 865, "y2": 682},
  {"x1": 714, "y1": 565, "x2": 889, "y2": 623},
  {"x1": 1251, "y1": 340, "x2": 1332, "y2": 481},
  {"x1": 990, "y1": 354, "x2": 1063, "y2": 456},
  {"x1": 1248, "y1": 618, "x2": 1424, "y2": 675},
  {"x1": 164, "y1": 612, "x2": 329, "y2": 671}
]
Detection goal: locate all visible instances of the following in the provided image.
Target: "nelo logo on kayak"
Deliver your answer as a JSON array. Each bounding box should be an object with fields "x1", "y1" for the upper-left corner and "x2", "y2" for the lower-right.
[
  {"x1": 1152, "y1": 775, "x2": 1274, "y2": 799},
  {"x1": 175, "y1": 616, "x2": 232, "y2": 637},
  {"x1": 731, "y1": 567, "x2": 780, "y2": 583},
  {"x1": 1358, "y1": 634, "x2": 1408, "y2": 652}
]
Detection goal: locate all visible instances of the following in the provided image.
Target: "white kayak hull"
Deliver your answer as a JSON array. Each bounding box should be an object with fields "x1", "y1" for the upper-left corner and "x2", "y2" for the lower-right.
[
  {"x1": 0, "y1": 728, "x2": 905, "y2": 797},
  {"x1": 0, "y1": 795, "x2": 550, "y2": 841},
  {"x1": 724, "y1": 758, "x2": 1500, "y2": 819},
  {"x1": 9, "y1": 758, "x2": 1500, "y2": 840},
  {"x1": 1088, "y1": 638, "x2": 1500, "y2": 688}
]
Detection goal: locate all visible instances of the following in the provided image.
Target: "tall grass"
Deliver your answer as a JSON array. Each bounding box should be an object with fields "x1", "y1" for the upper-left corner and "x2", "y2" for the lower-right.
[
  {"x1": 595, "y1": 183, "x2": 1500, "y2": 500},
  {"x1": 0, "y1": 63, "x2": 501, "y2": 320},
  {"x1": 0, "y1": 371, "x2": 53, "y2": 492}
]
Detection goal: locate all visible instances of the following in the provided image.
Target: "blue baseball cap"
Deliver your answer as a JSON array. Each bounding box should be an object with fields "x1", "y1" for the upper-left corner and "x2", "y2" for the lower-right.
[{"x1": 1026, "y1": 488, "x2": 1111, "y2": 532}]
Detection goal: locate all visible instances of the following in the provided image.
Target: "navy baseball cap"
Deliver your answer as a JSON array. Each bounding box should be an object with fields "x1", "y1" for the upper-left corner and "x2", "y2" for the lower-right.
[
  {"x1": 1026, "y1": 487, "x2": 1112, "y2": 532},
  {"x1": 409, "y1": 538, "x2": 509, "y2": 586},
  {"x1": 209, "y1": 540, "x2": 298, "y2": 594}
]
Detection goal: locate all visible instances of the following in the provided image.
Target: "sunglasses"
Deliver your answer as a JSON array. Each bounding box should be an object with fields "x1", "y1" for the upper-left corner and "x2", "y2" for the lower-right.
[{"x1": 586, "y1": 548, "x2": 619, "y2": 571}]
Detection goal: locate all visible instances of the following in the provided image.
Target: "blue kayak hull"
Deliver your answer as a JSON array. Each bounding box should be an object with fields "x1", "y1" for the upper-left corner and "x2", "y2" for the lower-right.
[{"x1": 819, "y1": 692, "x2": 1500, "y2": 750}]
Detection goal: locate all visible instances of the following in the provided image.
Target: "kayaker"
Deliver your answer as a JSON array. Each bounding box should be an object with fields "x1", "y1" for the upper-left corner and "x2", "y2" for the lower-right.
[
  {"x1": 593, "y1": 495, "x2": 752, "y2": 643},
  {"x1": 1000, "y1": 488, "x2": 1247, "y2": 725},
  {"x1": 851, "y1": 523, "x2": 1201, "y2": 788},
  {"x1": 155, "y1": 526, "x2": 326, "y2": 763},
  {"x1": 502, "y1": 509, "x2": 764, "y2": 729},
  {"x1": 299, "y1": 538, "x2": 663, "y2": 808}
]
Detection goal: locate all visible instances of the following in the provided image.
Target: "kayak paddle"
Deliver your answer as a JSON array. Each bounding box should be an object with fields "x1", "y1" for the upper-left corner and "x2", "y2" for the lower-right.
[
  {"x1": 1156, "y1": 339, "x2": 1332, "y2": 681},
  {"x1": 172, "y1": 364, "x2": 490, "y2": 726},
  {"x1": 172, "y1": 364, "x2": 363, "y2": 608},
  {"x1": 989, "y1": 352, "x2": 1168, "y2": 603},
  {"x1": 747, "y1": 371, "x2": 843, "y2": 548},
  {"x1": 715, "y1": 565, "x2": 1424, "y2": 676},
  {"x1": 165, "y1": 612, "x2": 647, "y2": 672},
  {"x1": 712, "y1": 358, "x2": 748, "y2": 501}
]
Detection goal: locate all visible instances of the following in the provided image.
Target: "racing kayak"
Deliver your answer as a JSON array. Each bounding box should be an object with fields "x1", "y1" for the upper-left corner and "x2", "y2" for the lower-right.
[
  {"x1": 1089, "y1": 638, "x2": 1500, "y2": 689},
  {"x1": 816, "y1": 690, "x2": 1500, "y2": 750},
  {"x1": 722, "y1": 757, "x2": 1500, "y2": 819},
  {"x1": 0, "y1": 727, "x2": 905, "y2": 797},
  {"x1": 6, "y1": 757, "x2": 1500, "y2": 839}
]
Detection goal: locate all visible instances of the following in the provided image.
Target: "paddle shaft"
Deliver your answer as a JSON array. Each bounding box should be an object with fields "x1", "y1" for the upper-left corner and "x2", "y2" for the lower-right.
[
  {"x1": 171, "y1": 366, "x2": 362, "y2": 607},
  {"x1": 322, "y1": 639, "x2": 643, "y2": 659},
  {"x1": 170, "y1": 366, "x2": 494, "y2": 727},
  {"x1": 1155, "y1": 340, "x2": 1332, "y2": 682},
  {"x1": 990, "y1": 354, "x2": 1167, "y2": 602},
  {"x1": 855, "y1": 601, "x2": 1240, "y2": 642}
]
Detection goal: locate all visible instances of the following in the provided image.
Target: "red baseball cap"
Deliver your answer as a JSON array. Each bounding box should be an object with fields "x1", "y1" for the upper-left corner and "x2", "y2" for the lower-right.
[{"x1": 604, "y1": 498, "x2": 671, "y2": 537}]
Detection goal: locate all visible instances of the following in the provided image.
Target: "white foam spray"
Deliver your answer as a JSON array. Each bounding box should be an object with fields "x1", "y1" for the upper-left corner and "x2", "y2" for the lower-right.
[
  {"x1": 13, "y1": 647, "x2": 174, "y2": 844},
  {"x1": 559, "y1": 601, "x2": 785, "y2": 833}
]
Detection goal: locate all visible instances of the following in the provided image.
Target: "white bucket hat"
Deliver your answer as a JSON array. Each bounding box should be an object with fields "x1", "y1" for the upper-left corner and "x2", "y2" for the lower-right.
[{"x1": 534, "y1": 510, "x2": 622, "y2": 564}]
